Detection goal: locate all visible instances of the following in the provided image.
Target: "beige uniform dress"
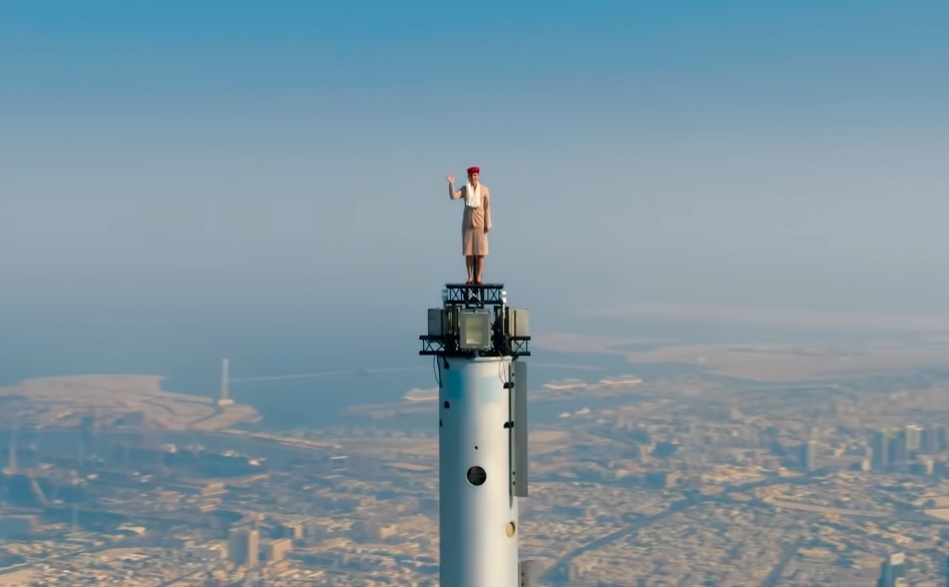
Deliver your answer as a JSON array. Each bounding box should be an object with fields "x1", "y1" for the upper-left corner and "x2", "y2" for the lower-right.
[{"x1": 460, "y1": 184, "x2": 491, "y2": 256}]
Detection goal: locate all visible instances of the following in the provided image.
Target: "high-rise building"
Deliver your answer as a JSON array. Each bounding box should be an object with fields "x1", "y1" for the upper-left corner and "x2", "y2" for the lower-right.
[
  {"x1": 905, "y1": 425, "x2": 923, "y2": 452},
  {"x1": 217, "y1": 358, "x2": 234, "y2": 407},
  {"x1": 228, "y1": 526, "x2": 259, "y2": 568},
  {"x1": 870, "y1": 429, "x2": 889, "y2": 471},
  {"x1": 265, "y1": 538, "x2": 292, "y2": 563},
  {"x1": 889, "y1": 431, "x2": 909, "y2": 467},
  {"x1": 877, "y1": 552, "x2": 907, "y2": 587},
  {"x1": 922, "y1": 425, "x2": 940, "y2": 453},
  {"x1": 799, "y1": 440, "x2": 818, "y2": 472}
]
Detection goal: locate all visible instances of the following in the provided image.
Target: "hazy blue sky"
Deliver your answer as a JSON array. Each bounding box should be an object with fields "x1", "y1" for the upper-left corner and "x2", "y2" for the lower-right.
[{"x1": 2, "y1": 0, "x2": 948, "y2": 336}]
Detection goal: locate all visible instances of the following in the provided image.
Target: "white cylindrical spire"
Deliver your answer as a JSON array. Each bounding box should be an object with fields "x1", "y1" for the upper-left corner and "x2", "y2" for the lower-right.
[{"x1": 439, "y1": 356, "x2": 518, "y2": 587}]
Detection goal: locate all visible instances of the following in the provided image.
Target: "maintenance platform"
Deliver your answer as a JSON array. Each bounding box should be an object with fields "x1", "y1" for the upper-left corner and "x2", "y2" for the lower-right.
[{"x1": 420, "y1": 283, "x2": 531, "y2": 358}]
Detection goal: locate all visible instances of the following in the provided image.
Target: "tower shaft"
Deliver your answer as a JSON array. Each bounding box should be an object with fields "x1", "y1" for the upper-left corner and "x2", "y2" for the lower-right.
[
  {"x1": 439, "y1": 356, "x2": 518, "y2": 586},
  {"x1": 420, "y1": 282, "x2": 532, "y2": 587}
]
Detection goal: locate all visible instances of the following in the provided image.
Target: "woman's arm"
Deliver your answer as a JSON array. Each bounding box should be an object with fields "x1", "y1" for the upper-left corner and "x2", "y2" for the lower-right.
[
  {"x1": 447, "y1": 175, "x2": 463, "y2": 199},
  {"x1": 483, "y1": 189, "x2": 491, "y2": 232}
]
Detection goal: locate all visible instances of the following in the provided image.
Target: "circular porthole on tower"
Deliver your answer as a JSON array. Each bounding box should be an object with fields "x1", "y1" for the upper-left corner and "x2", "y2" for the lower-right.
[{"x1": 466, "y1": 466, "x2": 487, "y2": 486}]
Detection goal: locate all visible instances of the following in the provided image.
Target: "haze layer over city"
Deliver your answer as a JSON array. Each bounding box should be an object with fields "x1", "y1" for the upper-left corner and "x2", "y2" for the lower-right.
[{"x1": 1, "y1": 1, "x2": 948, "y2": 585}]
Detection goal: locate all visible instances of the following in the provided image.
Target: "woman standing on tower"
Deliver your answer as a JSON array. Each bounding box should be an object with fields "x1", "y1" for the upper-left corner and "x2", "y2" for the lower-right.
[{"x1": 446, "y1": 166, "x2": 491, "y2": 285}]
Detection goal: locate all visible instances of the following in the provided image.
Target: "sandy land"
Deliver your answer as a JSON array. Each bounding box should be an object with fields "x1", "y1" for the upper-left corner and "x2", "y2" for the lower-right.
[
  {"x1": 622, "y1": 342, "x2": 949, "y2": 381},
  {"x1": 579, "y1": 302, "x2": 949, "y2": 333},
  {"x1": 534, "y1": 333, "x2": 949, "y2": 382},
  {"x1": 0, "y1": 567, "x2": 38, "y2": 586},
  {"x1": 0, "y1": 374, "x2": 258, "y2": 431},
  {"x1": 532, "y1": 332, "x2": 675, "y2": 354}
]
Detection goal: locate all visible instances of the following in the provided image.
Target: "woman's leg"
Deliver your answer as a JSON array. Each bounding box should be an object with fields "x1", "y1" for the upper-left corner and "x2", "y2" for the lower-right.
[
  {"x1": 465, "y1": 255, "x2": 474, "y2": 283},
  {"x1": 474, "y1": 255, "x2": 484, "y2": 284}
]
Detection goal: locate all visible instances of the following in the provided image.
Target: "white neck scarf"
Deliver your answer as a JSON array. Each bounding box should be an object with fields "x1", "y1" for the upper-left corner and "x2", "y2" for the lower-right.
[{"x1": 464, "y1": 182, "x2": 482, "y2": 208}]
